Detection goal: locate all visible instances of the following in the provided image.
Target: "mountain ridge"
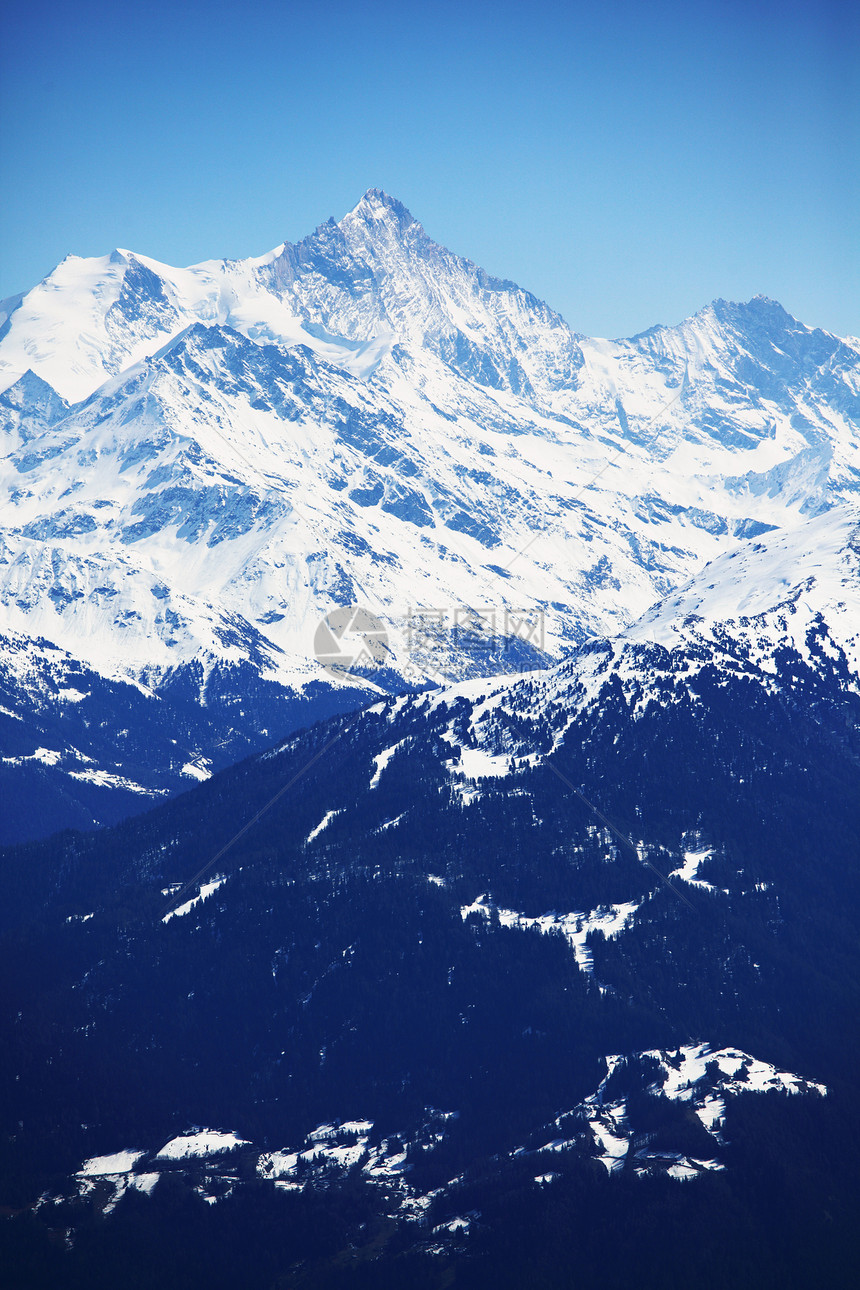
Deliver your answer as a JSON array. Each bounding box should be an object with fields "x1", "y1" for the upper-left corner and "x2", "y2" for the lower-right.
[
  {"x1": 1, "y1": 193, "x2": 859, "y2": 841},
  {"x1": 2, "y1": 504, "x2": 858, "y2": 1282}
]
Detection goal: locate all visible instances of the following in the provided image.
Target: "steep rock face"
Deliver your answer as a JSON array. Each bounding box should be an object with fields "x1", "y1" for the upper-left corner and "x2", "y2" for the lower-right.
[
  {"x1": 0, "y1": 369, "x2": 68, "y2": 452},
  {"x1": 263, "y1": 188, "x2": 586, "y2": 398}
]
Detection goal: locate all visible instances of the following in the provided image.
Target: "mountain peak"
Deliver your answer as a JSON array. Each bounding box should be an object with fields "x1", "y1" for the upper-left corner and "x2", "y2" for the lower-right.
[
  {"x1": 345, "y1": 188, "x2": 417, "y2": 229},
  {"x1": 706, "y1": 295, "x2": 796, "y2": 327}
]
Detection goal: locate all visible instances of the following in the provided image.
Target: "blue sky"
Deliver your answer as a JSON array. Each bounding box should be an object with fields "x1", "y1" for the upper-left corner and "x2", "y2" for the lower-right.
[{"x1": 2, "y1": 0, "x2": 857, "y2": 337}]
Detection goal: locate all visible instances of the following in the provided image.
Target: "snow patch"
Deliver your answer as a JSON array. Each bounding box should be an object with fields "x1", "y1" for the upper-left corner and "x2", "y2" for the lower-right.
[
  {"x1": 669, "y1": 848, "x2": 724, "y2": 892},
  {"x1": 370, "y1": 743, "x2": 401, "y2": 788},
  {"x1": 180, "y1": 759, "x2": 212, "y2": 781},
  {"x1": 78, "y1": 1149, "x2": 146, "y2": 1177},
  {"x1": 162, "y1": 875, "x2": 227, "y2": 923},
  {"x1": 461, "y1": 894, "x2": 640, "y2": 975},
  {"x1": 305, "y1": 809, "x2": 341, "y2": 844},
  {"x1": 156, "y1": 1130, "x2": 250, "y2": 1159}
]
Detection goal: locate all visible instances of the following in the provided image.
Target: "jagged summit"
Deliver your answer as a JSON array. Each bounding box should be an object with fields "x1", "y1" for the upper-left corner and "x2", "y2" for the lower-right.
[
  {"x1": 707, "y1": 294, "x2": 798, "y2": 326},
  {"x1": 0, "y1": 192, "x2": 854, "y2": 410},
  {"x1": 347, "y1": 187, "x2": 416, "y2": 224},
  {"x1": 0, "y1": 366, "x2": 64, "y2": 408},
  {"x1": 259, "y1": 187, "x2": 584, "y2": 397}
]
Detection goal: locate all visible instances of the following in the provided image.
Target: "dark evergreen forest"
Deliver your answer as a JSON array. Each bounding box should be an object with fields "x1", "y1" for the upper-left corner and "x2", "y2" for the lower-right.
[{"x1": 1, "y1": 640, "x2": 859, "y2": 1287}]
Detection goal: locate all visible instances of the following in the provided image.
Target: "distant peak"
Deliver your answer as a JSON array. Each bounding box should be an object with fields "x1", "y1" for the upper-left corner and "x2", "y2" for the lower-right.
[
  {"x1": 359, "y1": 187, "x2": 407, "y2": 211},
  {"x1": 0, "y1": 367, "x2": 66, "y2": 408},
  {"x1": 345, "y1": 189, "x2": 417, "y2": 227},
  {"x1": 708, "y1": 295, "x2": 792, "y2": 321}
]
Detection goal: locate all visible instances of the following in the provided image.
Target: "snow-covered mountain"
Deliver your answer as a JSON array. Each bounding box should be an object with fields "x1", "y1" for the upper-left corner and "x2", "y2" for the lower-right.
[
  {"x1": 392, "y1": 505, "x2": 860, "y2": 792},
  {"x1": 3, "y1": 508, "x2": 858, "y2": 1281},
  {"x1": 2, "y1": 191, "x2": 859, "y2": 840}
]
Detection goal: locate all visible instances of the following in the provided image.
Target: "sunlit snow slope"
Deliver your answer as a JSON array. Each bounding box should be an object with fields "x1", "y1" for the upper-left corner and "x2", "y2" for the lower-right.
[{"x1": 1, "y1": 190, "x2": 859, "y2": 839}]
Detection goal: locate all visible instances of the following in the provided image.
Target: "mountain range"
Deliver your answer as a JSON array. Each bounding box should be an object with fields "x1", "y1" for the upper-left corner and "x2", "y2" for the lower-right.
[
  {"x1": 1, "y1": 192, "x2": 859, "y2": 1287},
  {"x1": 2, "y1": 505, "x2": 858, "y2": 1287},
  {"x1": 2, "y1": 189, "x2": 860, "y2": 842}
]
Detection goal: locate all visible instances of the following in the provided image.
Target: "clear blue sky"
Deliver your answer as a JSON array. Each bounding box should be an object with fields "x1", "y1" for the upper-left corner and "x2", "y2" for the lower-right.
[{"x1": 2, "y1": 0, "x2": 857, "y2": 338}]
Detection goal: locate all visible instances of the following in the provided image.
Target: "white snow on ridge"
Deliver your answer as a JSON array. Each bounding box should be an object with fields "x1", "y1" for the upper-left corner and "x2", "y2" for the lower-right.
[
  {"x1": 0, "y1": 245, "x2": 366, "y2": 404},
  {"x1": 1, "y1": 746, "x2": 62, "y2": 768},
  {"x1": 585, "y1": 1104, "x2": 630, "y2": 1175},
  {"x1": 642, "y1": 1041, "x2": 828, "y2": 1102},
  {"x1": 666, "y1": 1158, "x2": 724, "y2": 1181},
  {"x1": 162, "y1": 875, "x2": 227, "y2": 923},
  {"x1": 0, "y1": 744, "x2": 158, "y2": 797},
  {"x1": 370, "y1": 744, "x2": 401, "y2": 789},
  {"x1": 156, "y1": 1130, "x2": 250, "y2": 1160},
  {"x1": 305, "y1": 809, "x2": 341, "y2": 844},
  {"x1": 669, "y1": 848, "x2": 722, "y2": 892},
  {"x1": 58, "y1": 686, "x2": 88, "y2": 703},
  {"x1": 376, "y1": 813, "x2": 405, "y2": 832},
  {"x1": 78, "y1": 1149, "x2": 146, "y2": 1177},
  {"x1": 624, "y1": 507, "x2": 860, "y2": 675},
  {"x1": 257, "y1": 1111, "x2": 455, "y2": 1207},
  {"x1": 67, "y1": 767, "x2": 159, "y2": 794},
  {"x1": 73, "y1": 1159, "x2": 160, "y2": 1214},
  {"x1": 535, "y1": 1041, "x2": 826, "y2": 1182},
  {"x1": 410, "y1": 505, "x2": 860, "y2": 794},
  {"x1": 180, "y1": 759, "x2": 212, "y2": 782},
  {"x1": 457, "y1": 746, "x2": 512, "y2": 781},
  {"x1": 461, "y1": 895, "x2": 641, "y2": 975}
]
